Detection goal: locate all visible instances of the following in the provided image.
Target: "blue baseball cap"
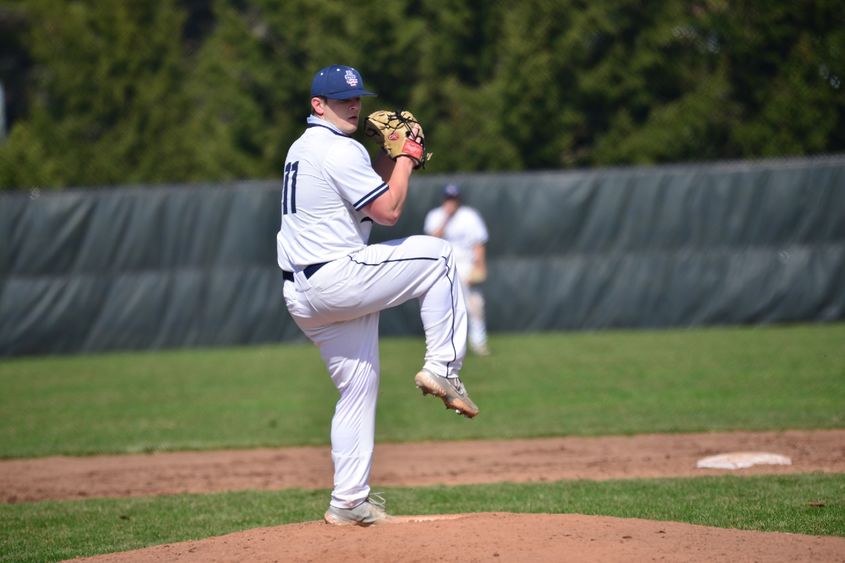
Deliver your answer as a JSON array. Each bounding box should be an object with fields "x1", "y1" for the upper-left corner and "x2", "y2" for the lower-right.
[
  {"x1": 443, "y1": 184, "x2": 461, "y2": 198},
  {"x1": 310, "y1": 65, "x2": 376, "y2": 99}
]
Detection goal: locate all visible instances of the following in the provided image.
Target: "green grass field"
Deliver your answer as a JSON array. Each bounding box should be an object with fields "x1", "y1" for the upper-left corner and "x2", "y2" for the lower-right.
[{"x1": 1, "y1": 323, "x2": 844, "y2": 562}]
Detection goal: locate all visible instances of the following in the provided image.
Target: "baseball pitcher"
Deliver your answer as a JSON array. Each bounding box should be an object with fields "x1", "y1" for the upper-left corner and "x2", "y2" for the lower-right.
[{"x1": 276, "y1": 65, "x2": 479, "y2": 527}]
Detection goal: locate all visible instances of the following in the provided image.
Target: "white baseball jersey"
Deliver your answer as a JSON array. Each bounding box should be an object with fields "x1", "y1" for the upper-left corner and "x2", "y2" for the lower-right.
[
  {"x1": 277, "y1": 116, "x2": 387, "y2": 271},
  {"x1": 424, "y1": 206, "x2": 489, "y2": 275}
]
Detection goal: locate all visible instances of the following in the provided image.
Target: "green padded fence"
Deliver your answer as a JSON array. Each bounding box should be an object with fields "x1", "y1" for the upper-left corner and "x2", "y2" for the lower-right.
[{"x1": 1, "y1": 155, "x2": 843, "y2": 356}]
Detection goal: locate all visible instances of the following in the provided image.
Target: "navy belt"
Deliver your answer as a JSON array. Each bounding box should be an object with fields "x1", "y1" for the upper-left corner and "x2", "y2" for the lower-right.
[{"x1": 282, "y1": 262, "x2": 328, "y2": 282}]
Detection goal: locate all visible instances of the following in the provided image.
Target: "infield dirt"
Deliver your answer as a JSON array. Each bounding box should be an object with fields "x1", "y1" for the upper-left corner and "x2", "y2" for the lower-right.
[{"x1": 3, "y1": 429, "x2": 843, "y2": 562}]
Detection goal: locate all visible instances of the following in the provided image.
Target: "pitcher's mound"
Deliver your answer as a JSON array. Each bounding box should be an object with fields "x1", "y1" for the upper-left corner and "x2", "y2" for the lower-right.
[{"x1": 74, "y1": 512, "x2": 845, "y2": 563}]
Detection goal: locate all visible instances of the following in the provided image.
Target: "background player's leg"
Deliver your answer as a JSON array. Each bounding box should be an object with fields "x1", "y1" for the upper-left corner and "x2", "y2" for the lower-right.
[
  {"x1": 466, "y1": 288, "x2": 489, "y2": 355},
  {"x1": 304, "y1": 313, "x2": 380, "y2": 509}
]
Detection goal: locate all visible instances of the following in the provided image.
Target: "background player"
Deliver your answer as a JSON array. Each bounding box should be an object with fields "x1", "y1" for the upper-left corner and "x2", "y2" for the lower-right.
[
  {"x1": 424, "y1": 184, "x2": 491, "y2": 356},
  {"x1": 276, "y1": 65, "x2": 479, "y2": 527}
]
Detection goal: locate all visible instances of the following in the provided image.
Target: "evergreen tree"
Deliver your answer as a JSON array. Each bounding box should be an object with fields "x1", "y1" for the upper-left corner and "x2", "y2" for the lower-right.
[
  {"x1": 0, "y1": 0, "x2": 195, "y2": 189},
  {"x1": 0, "y1": 0, "x2": 842, "y2": 189}
]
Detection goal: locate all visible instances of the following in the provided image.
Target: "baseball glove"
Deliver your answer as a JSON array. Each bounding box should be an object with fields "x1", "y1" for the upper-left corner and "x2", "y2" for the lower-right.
[{"x1": 365, "y1": 110, "x2": 432, "y2": 169}]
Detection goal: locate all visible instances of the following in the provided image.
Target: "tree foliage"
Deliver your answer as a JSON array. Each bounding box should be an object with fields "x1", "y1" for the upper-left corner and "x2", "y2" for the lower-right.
[
  {"x1": 0, "y1": 0, "x2": 842, "y2": 189},
  {"x1": 0, "y1": 0, "x2": 198, "y2": 188}
]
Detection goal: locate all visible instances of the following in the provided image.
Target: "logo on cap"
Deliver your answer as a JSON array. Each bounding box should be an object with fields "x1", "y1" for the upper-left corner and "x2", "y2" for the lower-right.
[{"x1": 344, "y1": 70, "x2": 359, "y2": 87}]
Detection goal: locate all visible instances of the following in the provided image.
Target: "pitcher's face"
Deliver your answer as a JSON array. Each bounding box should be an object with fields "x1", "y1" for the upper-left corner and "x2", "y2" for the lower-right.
[{"x1": 313, "y1": 96, "x2": 362, "y2": 135}]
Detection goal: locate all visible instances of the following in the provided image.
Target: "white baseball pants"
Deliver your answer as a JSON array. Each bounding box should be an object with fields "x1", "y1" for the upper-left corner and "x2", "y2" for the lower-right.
[
  {"x1": 456, "y1": 263, "x2": 488, "y2": 352},
  {"x1": 282, "y1": 235, "x2": 467, "y2": 508}
]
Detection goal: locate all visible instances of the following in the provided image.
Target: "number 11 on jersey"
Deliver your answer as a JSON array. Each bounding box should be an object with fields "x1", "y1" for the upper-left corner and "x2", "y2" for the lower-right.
[{"x1": 283, "y1": 161, "x2": 298, "y2": 215}]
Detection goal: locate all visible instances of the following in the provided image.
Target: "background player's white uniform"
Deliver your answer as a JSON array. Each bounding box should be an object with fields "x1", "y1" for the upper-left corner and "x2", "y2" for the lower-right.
[
  {"x1": 277, "y1": 116, "x2": 468, "y2": 509},
  {"x1": 424, "y1": 193, "x2": 490, "y2": 355}
]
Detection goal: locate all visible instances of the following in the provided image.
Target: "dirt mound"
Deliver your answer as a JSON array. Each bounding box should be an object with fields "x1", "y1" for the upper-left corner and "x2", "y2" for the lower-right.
[{"x1": 72, "y1": 512, "x2": 845, "y2": 563}]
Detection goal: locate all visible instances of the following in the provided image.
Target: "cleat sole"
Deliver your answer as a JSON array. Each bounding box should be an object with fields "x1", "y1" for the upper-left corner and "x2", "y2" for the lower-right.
[{"x1": 414, "y1": 370, "x2": 479, "y2": 418}]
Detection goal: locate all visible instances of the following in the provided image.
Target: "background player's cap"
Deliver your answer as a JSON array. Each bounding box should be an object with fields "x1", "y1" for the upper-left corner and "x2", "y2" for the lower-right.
[
  {"x1": 311, "y1": 65, "x2": 376, "y2": 99},
  {"x1": 443, "y1": 184, "x2": 461, "y2": 199}
]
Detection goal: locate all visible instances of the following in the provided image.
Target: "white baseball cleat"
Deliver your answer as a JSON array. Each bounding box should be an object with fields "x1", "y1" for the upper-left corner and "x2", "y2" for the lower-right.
[
  {"x1": 324, "y1": 494, "x2": 393, "y2": 526},
  {"x1": 414, "y1": 369, "x2": 479, "y2": 418}
]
